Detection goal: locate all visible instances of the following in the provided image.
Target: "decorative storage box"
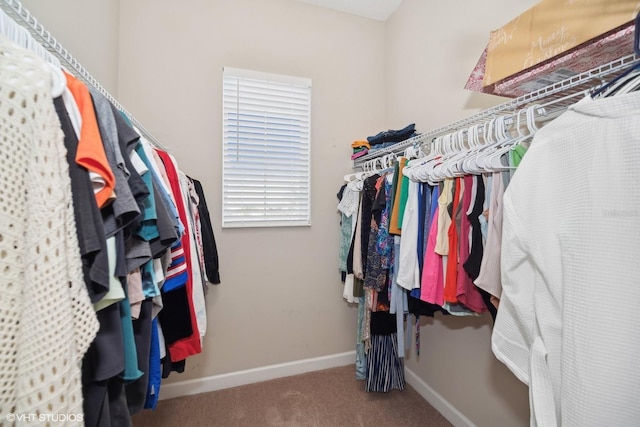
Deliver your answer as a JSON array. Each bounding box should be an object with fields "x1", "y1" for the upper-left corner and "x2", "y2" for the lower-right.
[{"x1": 482, "y1": 0, "x2": 639, "y2": 87}]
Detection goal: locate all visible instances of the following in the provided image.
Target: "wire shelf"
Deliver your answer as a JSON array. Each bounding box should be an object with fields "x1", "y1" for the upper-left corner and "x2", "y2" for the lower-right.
[
  {"x1": 0, "y1": 0, "x2": 167, "y2": 150},
  {"x1": 353, "y1": 53, "x2": 640, "y2": 168}
]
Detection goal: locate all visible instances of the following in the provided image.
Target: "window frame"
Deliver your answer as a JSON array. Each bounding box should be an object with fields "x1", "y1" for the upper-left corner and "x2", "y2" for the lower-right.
[{"x1": 221, "y1": 67, "x2": 312, "y2": 229}]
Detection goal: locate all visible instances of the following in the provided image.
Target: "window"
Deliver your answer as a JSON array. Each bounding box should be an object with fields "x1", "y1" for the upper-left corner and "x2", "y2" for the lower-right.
[{"x1": 222, "y1": 67, "x2": 312, "y2": 228}]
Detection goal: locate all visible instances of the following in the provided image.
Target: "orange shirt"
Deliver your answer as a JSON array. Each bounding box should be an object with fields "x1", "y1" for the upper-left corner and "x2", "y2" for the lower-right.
[
  {"x1": 65, "y1": 72, "x2": 115, "y2": 208},
  {"x1": 351, "y1": 140, "x2": 371, "y2": 149}
]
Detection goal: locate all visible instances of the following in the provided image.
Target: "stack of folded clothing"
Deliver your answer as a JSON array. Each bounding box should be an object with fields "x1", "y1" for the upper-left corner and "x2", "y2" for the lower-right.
[
  {"x1": 351, "y1": 140, "x2": 370, "y2": 160},
  {"x1": 367, "y1": 123, "x2": 418, "y2": 153}
]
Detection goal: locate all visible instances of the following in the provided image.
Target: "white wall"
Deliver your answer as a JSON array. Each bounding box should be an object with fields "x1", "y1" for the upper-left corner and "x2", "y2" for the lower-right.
[
  {"x1": 116, "y1": 0, "x2": 385, "y2": 381},
  {"x1": 385, "y1": 1, "x2": 538, "y2": 426},
  {"x1": 20, "y1": 0, "x2": 120, "y2": 94},
  {"x1": 385, "y1": 0, "x2": 539, "y2": 131}
]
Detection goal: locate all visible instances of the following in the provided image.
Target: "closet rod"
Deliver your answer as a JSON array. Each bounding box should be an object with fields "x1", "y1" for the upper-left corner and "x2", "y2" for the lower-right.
[
  {"x1": 353, "y1": 52, "x2": 640, "y2": 168},
  {"x1": 0, "y1": 0, "x2": 168, "y2": 151}
]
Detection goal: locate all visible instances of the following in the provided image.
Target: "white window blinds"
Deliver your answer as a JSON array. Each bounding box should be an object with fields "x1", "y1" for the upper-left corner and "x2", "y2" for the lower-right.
[{"x1": 222, "y1": 67, "x2": 312, "y2": 228}]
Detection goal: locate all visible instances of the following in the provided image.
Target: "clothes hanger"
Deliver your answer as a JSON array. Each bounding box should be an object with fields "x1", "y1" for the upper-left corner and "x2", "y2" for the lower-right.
[
  {"x1": 47, "y1": 63, "x2": 66, "y2": 97},
  {"x1": 484, "y1": 109, "x2": 528, "y2": 172},
  {"x1": 608, "y1": 72, "x2": 640, "y2": 96},
  {"x1": 405, "y1": 136, "x2": 440, "y2": 183},
  {"x1": 425, "y1": 135, "x2": 448, "y2": 184},
  {"x1": 473, "y1": 118, "x2": 498, "y2": 173},
  {"x1": 349, "y1": 158, "x2": 373, "y2": 184},
  {"x1": 593, "y1": 67, "x2": 640, "y2": 98},
  {"x1": 402, "y1": 144, "x2": 426, "y2": 176},
  {"x1": 467, "y1": 116, "x2": 507, "y2": 173},
  {"x1": 405, "y1": 135, "x2": 436, "y2": 183},
  {"x1": 427, "y1": 134, "x2": 448, "y2": 181},
  {"x1": 429, "y1": 133, "x2": 457, "y2": 182},
  {"x1": 460, "y1": 123, "x2": 486, "y2": 175},
  {"x1": 442, "y1": 132, "x2": 463, "y2": 176},
  {"x1": 404, "y1": 145, "x2": 419, "y2": 161},
  {"x1": 484, "y1": 105, "x2": 542, "y2": 172},
  {"x1": 591, "y1": 12, "x2": 640, "y2": 98},
  {"x1": 451, "y1": 126, "x2": 475, "y2": 177},
  {"x1": 486, "y1": 104, "x2": 546, "y2": 172},
  {"x1": 438, "y1": 128, "x2": 469, "y2": 179},
  {"x1": 1, "y1": 10, "x2": 65, "y2": 96},
  {"x1": 455, "y1": 125, "x2": 480, "y2": 175}
]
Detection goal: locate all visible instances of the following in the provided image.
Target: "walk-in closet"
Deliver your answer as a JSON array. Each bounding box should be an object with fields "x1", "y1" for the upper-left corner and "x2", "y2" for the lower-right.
[{"x1": 1, "y1": 0, "x2": 639, "y2": 426}]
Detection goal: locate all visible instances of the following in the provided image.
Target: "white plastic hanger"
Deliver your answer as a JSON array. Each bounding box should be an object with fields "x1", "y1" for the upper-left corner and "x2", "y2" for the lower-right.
[
  {"x1": 484, "y1": 104, "x2": 544, "y2": 172},
  {"x1": 610, "y1": 72, "x2": 640, "y2": 96},
  {"x1": 453, "y1": 124, "x2": 482, "y2": 176},
  {"x1": 460, "y1": 123, "x2": 486, "y2": 175},
  {"x1": 463, "y1": 117, "x2": 499, "y2": 174},
  {"x1": 429, "y1": 133, "x2": 456, "y2": 182},
  {"x1": 484, "y1": 109, "x2": 527, "y2": 172},
  {"x1": 403, "y1": 136, "x2": 440, "y2": 183},
  {"x1": 1, "y1": 9, "x2": 65, "y2": 96},
  {"x1": 440, "y1": 128, "x2": 472, "y2": 179}
]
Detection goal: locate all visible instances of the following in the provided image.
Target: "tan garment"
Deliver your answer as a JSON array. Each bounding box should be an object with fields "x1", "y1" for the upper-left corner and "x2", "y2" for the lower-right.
[
  {"x1": 352, "y1": 192, "x2": 365, "y2": 279},
  {"x1": 434, "y1": 179, "x2": 454, "y2": 256}
]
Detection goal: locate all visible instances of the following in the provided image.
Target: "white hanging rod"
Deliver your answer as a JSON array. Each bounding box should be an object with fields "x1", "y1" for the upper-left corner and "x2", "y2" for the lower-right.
[
  {"x1": 0, "y1": 0, "x2": 168, "y2": 151},
  {"x1": 352, "y1": 132, "x2": 430, "y2": 167},
  {"x1": 353, "y1": 52, "x2": 640, "y2": 168}
]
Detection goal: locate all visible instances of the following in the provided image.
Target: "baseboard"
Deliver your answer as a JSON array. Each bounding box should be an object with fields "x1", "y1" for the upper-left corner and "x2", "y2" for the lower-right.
[
  {"x1": 405, "y1": 367, "x2": 476, "y2": 427},
  {"x1": 159, "y1": 351, "x2": 356, "y2": 401}
]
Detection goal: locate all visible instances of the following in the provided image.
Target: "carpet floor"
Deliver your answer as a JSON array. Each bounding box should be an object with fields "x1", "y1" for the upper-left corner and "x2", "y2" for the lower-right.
[{"x1": 131, "y1": 365, "x2": 453, "y2": 427}]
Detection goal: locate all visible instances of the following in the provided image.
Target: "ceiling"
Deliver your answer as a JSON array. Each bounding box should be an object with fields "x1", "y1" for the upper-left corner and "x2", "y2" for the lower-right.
[{"x1": 294, "y1": 0, "x2": 404, "y2": 21}]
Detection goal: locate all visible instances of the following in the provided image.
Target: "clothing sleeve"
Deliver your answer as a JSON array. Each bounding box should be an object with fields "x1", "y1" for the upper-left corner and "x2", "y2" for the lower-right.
[
  {"x1": 192, "y1": 179, "x2": 220, "y2": 284},
  {"x1": 491, "y1": 196, "x2": 535, "y2": 386}
]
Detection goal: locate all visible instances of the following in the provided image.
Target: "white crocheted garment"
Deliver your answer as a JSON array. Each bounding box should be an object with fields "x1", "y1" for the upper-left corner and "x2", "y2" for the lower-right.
[{"x1": 0, "y1": 36, "x2": 99, "y2": 425}]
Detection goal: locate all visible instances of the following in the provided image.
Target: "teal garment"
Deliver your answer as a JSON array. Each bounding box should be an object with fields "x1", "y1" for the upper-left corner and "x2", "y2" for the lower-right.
[
  {"x1": 141, "y1": 260, "x2": 161, "y2": 299},
  {"x1": 443, "y1": 302, "x2": 480, "y2": 317},
  {"x1": 119, "y1": 287, "x2": 143, "y2": 382},
  {"x1": 339, "y1": 213, "x2": 352, "y2": 272},
  {"x1": 135, "y1": 145, "x2": 160, "y2": 241},
  {"x1": 149, "y1": 165, "x2": 184, "y2": 238}
]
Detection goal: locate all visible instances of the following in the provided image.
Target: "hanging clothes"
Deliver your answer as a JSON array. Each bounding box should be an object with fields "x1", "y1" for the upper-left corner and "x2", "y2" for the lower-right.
[
  {"x1": 65, "y1": 71, "x2": 116, "y2": 208},
  {"x1": 456, "y1": 175, "x2": 487, "y2": 314},
  {"x1": 1, "y1": 7, "x2": 222, "y2": 423},
  {"x1": 190, "y1": 178, "x2": 220, "y2": 285},
  {"x1": 396, "y1": 179, "x2": 421, "y2": 291},
  {"x1": 156, "y1": 149, "x2": 203, "y2": 362},
  {"x1": 0, "y1": 35, "x2": 100, "y2": 423},
  {"x1": 474, "y1": 171, "x2": 505, "y2": 306},
  {"x1": 493, "y1": 93, "x2": 640, "y2": 427},
  {"x1": 444, "y1": 177, "x2": 463, "y2": 303},
  {"x1": 420, "y1": 185, "x2": 444, "y2": 306}
]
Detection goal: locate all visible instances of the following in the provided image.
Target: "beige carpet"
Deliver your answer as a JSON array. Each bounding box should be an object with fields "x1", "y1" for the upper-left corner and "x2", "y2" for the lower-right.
[{"x1": 131, "y1": 365, "x2": 453, "y2": 427}]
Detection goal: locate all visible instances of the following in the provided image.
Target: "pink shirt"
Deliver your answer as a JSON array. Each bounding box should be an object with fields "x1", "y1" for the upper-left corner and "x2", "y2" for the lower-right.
[{"x1": 420, "y1": 205, "x2": 444, "y2": 305}]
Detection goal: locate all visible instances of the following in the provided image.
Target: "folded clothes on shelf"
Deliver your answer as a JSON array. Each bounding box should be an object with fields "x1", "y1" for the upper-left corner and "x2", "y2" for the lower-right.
[
  {"x1": 351, "y1": 149, "x2": 369, "y2": 160},
  {"x1": 367, "y1": 123, "x2": 416, "y2": 146},
  {"x1": 368, "y1": 141, "x2": 400, "y2": 154},
  {"x1": 351, "y1": 140, "x2": 371, "y2": 149}
]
